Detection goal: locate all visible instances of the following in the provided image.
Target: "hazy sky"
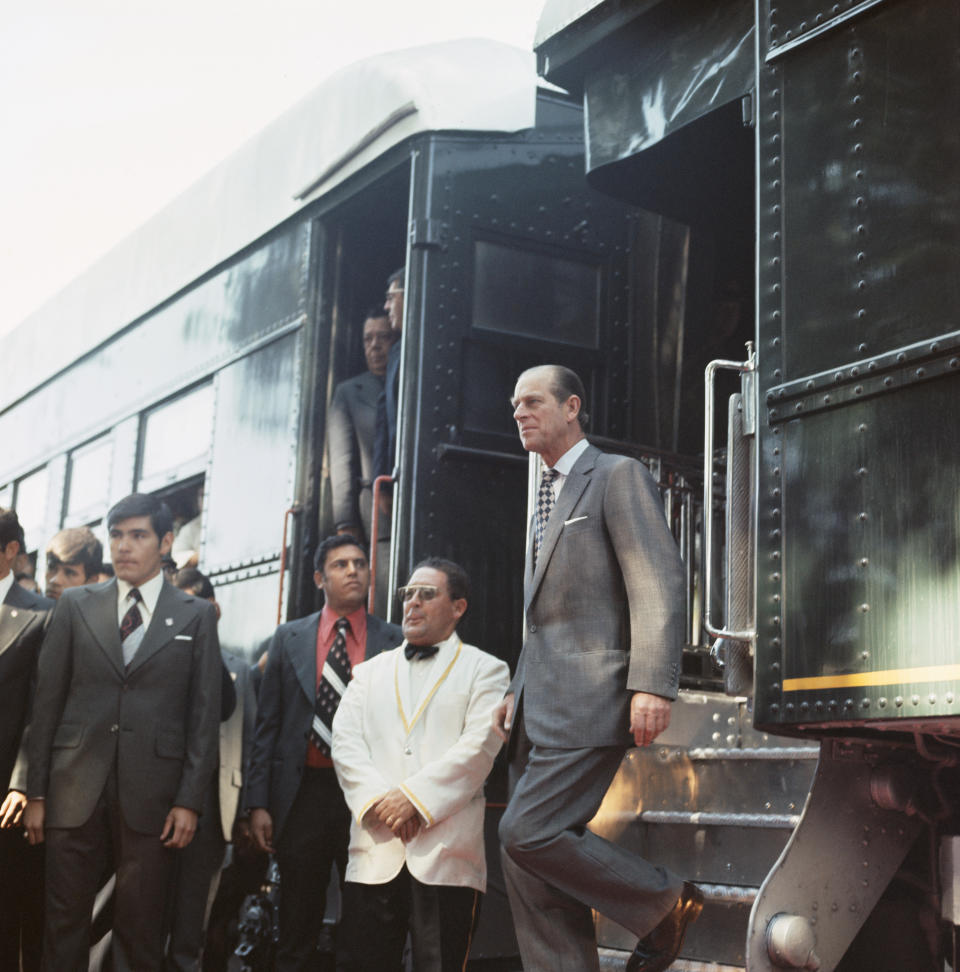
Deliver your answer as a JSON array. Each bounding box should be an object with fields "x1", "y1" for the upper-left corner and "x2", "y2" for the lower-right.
[{"x1": 0, "y1": 0, "x2": 547, "y2": 335}]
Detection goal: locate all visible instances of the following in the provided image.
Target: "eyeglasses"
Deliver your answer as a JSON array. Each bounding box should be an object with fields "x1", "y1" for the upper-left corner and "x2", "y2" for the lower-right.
[{"x1": 397, "y1": 584, "x2": 440, "y2": 602}]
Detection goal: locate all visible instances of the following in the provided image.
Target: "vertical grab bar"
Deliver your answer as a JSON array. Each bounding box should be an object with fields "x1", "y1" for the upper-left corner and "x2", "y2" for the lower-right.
[
  {"x1": 277, "y1": 505, "x2": 302, "y2": 625},
  {"x1": 368, "y1": 474, "x2": 394, "y2": 614},
  {"x1": 703, "y1": 343, "x2": 757, "y2": 642}
]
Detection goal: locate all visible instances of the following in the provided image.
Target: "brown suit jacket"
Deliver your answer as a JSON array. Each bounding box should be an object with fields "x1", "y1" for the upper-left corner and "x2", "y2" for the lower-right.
[{"x1": 27, "y1": 579, "x2": 221, "y2": 835}]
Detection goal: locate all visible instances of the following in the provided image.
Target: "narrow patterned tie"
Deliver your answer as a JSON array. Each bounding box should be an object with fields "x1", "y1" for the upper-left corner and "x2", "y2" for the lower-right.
[
  {"x1": 310, "y1": 617, "x2": 352, "y2": 757},
  {"x1": 120, "y1": 588, "x2": 144, "y2": 666},
  {"x1": 534, "y1": 468, "x2": 559, "y2": 566}
]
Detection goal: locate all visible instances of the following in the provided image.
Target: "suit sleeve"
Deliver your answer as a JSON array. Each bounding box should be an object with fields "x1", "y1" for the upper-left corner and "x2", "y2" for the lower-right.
[
  {"x1": 400, "y1": 655, "x2": 510, "y2": 827},
  {"x1": 26, "y1": 596, "x2": 77, "y2": 799},
  {"x1": 331, "y1": 662, "x2": 392, "y2": 824},
  {"x1": 174, "y1": 600, "x2": 222, "y2": 811},
  {"x1": 245, "y1": 629, "x2": 285, "y2": 811},
  {"x1": 605, "y1": 458, "x2": 686, "y2": 699},
  {"x1": 8, "y1": 605, "x2": 53, "y2": 793},
  {"x1": 328, "y1": 382, "x2": 360, "y2": 531}
]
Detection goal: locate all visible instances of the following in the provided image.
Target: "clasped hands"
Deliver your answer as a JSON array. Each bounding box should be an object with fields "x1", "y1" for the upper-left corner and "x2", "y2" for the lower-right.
[{"x1": 364, "y1": 787, "x2": 421, "y2": 843}]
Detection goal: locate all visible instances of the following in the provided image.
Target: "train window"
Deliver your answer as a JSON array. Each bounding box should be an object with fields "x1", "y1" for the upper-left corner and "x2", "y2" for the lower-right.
[
  {"x1": 139, "y1": 383, "x2": 214, "y2": 490},
  {"x1": 13, "y1": 466, "x2": 49, "y2": 552},
  {"x1": 64, "y1": 435, "x2": 113, "y2": 526},
  {"x1": 471, "y1": 240, "x2": 601, "y2": 348}
]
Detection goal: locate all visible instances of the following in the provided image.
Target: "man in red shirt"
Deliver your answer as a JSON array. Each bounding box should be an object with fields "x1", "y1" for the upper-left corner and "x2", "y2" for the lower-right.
[{"x1": 246, "y1": 535, "x2": 402, "y2": 971}]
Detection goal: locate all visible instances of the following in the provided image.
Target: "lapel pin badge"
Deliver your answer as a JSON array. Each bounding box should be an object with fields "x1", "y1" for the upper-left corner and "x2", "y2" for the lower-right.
[
  {"x1": 10, "y1": 610, "x2": 18, "y2": 618},
  {"x1": 165, "y1": 617, "x2": 174, "y2": 626}
]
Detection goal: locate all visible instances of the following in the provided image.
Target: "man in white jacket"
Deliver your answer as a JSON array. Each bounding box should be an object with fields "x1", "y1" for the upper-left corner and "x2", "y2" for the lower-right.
[{"x1": 332, "y1": 557, "x2": 509, "y2": 972}]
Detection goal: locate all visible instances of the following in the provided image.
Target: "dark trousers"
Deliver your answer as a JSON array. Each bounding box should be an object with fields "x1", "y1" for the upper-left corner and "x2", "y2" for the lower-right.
[
  {"x1": 337, "y1": 868, "x2": 480, "y2": 972},
  {"x1": 164, "y1": 781, "x2": 226, "y2": 971},
  {"x1": 275, "y1": 766, "x2": 350, "y2": 972},
  {"x1": 43, "y1": 771, "x2": 176, "y2": 972},
  {"x1": 0, "y1": 825, "x2": 44, "y2": 971}
]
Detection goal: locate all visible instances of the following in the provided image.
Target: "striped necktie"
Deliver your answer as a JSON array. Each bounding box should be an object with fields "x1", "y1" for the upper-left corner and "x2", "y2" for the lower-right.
[
  {"x1": 310, "y1": 617, "x2": 352, "y2": 757},
  {"x1": 120, "y1": 588, "x2": 144, "y2": 666}
]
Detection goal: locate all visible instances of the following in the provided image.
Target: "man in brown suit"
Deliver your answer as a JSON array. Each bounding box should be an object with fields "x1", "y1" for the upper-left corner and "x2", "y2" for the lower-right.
[{"x1": 24, "y1": 493, "x2": 221, "y2": 971}]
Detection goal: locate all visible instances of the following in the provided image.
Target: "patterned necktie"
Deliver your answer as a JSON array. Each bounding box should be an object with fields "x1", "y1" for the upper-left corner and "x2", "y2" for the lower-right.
[
  {"x1": 534, "y1": 468, "x2": 559, "y2": 566},
  {"x1": 120, "y1": 588, "x2": 144, "y2": 667},
  {"x1": 310, "y1": 617, "x2": 352, "y2": 758}
]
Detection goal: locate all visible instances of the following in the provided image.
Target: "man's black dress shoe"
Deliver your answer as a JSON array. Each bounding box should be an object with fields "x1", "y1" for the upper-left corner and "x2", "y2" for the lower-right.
[{"x1": 625, "y1": 882, "x2": 704, "y2": 972}]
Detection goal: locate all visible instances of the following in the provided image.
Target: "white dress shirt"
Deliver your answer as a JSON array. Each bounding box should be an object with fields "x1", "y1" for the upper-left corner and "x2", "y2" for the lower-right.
[
  {"x1": 547, "y1": 437, "x2": 590, "y2": 501},
  {"x1": 0, "y1": 569, "x2": 14, "y2": 605},
  {"x1": 116, "y1": 570, "x2": 165, "y2": 628}
]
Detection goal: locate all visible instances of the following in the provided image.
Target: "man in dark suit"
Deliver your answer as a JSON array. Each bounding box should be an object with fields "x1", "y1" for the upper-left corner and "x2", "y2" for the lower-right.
[
  {"x1": 495, "y1": 365, "x2": 702, "y2": 972},
  {"x1": 24, "y1": 492, "x2": 222, "y2": 972},
  {"x1": 246, "y1": 534, "x2": 402, "y2": 972},
  {"x1": 0, "y1": 508, "x2": 54, "y2": 972}
]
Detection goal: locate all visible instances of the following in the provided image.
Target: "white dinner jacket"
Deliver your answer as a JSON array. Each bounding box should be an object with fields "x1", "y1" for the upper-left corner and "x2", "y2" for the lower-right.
[{"x1": 332, "y1": 632, "x2": 509, "y2": 892}]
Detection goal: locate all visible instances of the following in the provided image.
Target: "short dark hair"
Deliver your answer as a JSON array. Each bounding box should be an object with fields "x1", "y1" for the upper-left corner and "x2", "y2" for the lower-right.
[
  {"x1": 547, "y1": 365, "x2": 589, "y2": 430},
  {"x1": 411, "y1": 556, "x2": 470, "y2": 604},
  {"x1": 365, "y1": 308, "x2": 389, "y2": 322},
  {"x1": 173, "y1": 567, "x2": 215, "y2": 600},
  {"x1": 386, "y1": 268, "x2": 404, "y2": 289},
  {"x1": 314, "y1": 534, "x2": 367, "y2": 573},
  {"x1": 106, "y1": 493, "x2": 174, "y2": 540},
  {"x1": 0, "y1": 507, "x2": 25, "y2": 552},
  {"x1": 46, "y1": 527, "x2": 103, "y2": 578}
]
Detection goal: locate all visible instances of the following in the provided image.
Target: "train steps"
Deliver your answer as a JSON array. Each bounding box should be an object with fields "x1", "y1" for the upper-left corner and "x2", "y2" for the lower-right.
[{"x1": 591, "y1": 691, "x2": 819, "y2": 970}]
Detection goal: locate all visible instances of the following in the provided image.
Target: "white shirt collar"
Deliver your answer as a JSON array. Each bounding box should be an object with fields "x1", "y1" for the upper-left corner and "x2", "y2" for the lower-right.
[
  {"x1": 550, "y1": 437, "x2": 589, "y2": 477},
  {"x1": 117, "y1": 570, "x2": 165, "y2": 618},
  {"x1": 0, "y1": 570, "x2": 14, "y2": 606}
]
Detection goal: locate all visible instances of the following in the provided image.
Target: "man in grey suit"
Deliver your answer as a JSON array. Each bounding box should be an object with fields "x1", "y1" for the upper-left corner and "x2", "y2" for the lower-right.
[
  {"x1": 24, "y1": 492, "x2": 222, "y2": 972},
  {"x1": 0, "y1": 508, "x2": 54, "y2": 972},
  {"x1": 328, "y1": 310, "x2": 394, "y2": 543},
  {"x1": 246, "y1": 534, "x2": 402, "y2": 971},
  {"x1": 495, "y1": 365, "x2": 702, "y2": 972}
]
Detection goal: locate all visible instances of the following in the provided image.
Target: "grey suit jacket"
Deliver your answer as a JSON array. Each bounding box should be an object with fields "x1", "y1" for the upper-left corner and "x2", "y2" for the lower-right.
[
  {"x1": 26, "y1": 579, "x2": 222, "y2": 834},
  {"x1": 327, "y1": 370, "x2": 384, "y2": 541},
  {"x1": 512, "y1": 444, "x2": 685, "y2": 749},
  {"x1": 245, "y1": 611, "x2": 403, "y2": 842},
  {"x1": 0, "y1": 582, "x2": 53, "y2": 792}
]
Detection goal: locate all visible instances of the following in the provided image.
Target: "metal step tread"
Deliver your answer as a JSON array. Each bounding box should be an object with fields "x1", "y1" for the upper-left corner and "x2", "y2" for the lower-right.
[{"x1": 599, "y1": 949, "x2": 744, "y2": 971}]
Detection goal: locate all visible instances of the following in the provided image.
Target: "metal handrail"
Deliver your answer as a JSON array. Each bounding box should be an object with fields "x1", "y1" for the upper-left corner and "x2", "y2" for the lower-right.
[
  {"x1": 368, "y1": 474, "x2": 394, "y2": 613},
  {"x1": 703, "y1": 346, "x2": 756, "y2": 642},
  {"x1": 276, "y1": 505, "x2": 302, "y2": 625}
]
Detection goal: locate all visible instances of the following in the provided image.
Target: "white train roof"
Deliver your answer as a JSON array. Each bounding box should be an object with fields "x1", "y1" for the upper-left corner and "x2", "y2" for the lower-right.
[{"x1": 1, "y1": 38, "x2": 537, "y2": 410}]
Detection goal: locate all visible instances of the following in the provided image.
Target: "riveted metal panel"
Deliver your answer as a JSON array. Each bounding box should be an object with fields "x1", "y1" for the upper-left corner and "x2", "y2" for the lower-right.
[
  {"x1": 389, "y1": 128, "x2": 641, "y2": 667},
  {"x1": 755, "y1": 0, "x2": 960, "y2": 730}
]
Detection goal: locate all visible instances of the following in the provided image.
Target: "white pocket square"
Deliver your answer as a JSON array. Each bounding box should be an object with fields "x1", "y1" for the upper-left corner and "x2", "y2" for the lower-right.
[
  {"x1": 564, "y1": 515, "x2": 589, "y2": 526},
  {"x1": 174, "y1": 634, "x2": 193, "y2": 641}
]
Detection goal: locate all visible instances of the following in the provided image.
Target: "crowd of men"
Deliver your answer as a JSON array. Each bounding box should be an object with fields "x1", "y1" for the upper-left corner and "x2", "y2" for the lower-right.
[{"x1": 0, "y1": 267, "x2": 704, "y2": 972}]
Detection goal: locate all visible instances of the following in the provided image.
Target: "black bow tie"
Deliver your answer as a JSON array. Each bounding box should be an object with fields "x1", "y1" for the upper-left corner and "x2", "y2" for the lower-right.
[{"x1": 405, "y1": 643, "x2": 439, "y2": 661}]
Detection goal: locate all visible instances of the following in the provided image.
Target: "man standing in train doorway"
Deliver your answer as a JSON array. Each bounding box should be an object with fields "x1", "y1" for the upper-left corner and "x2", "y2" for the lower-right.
[
  {"x1": 495, "y1": 365, "x2": 703, "y2": 972},
  {"x1": 372, "y1": 268, "x2": 404, "y2": 485},
  {"x1": 23, "y1": 492, "x2": 222, "y2": 971}
]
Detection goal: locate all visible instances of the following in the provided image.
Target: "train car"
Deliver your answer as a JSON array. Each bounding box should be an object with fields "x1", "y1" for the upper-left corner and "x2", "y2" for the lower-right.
[
  {"x1": 0, "y1": 32, "x2": 823, "y2": 970},
  {"x1": 535, "y1": 0, "x2": 960, "y2": 969}
]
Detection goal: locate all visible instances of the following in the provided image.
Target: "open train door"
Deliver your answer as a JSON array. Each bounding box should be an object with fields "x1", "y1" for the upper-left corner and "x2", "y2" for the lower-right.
[{"x1": 382, "y1": 89, "x2": 679, "y2": 963}]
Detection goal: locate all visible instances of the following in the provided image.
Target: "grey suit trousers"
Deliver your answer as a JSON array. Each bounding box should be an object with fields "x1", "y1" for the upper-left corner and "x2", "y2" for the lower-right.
[{"x1": 499, "y1": 712, "x2": 682, "y2": 972}]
